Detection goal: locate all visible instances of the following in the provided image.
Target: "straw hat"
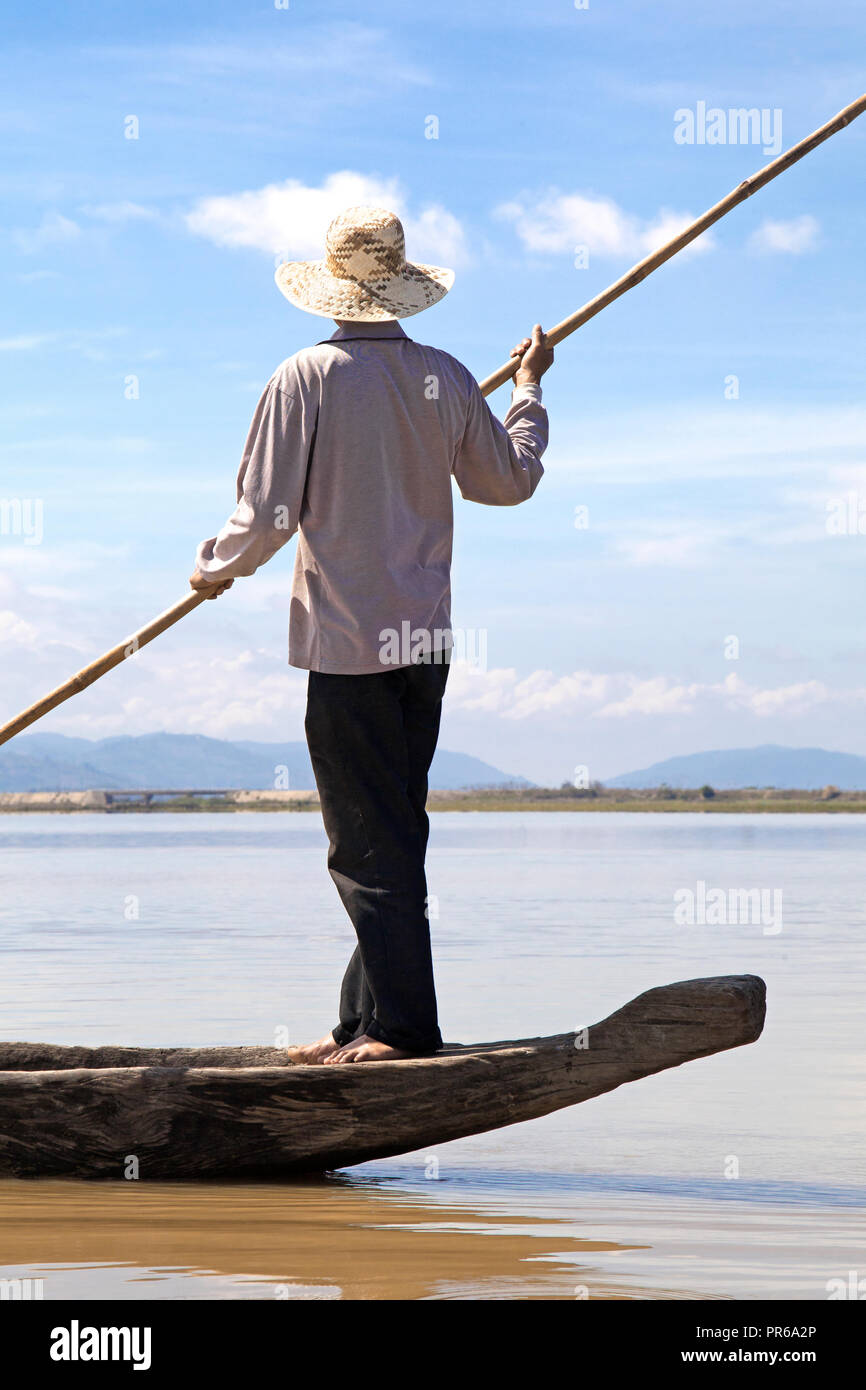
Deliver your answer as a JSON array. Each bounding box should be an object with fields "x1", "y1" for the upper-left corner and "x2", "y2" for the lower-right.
[{"x1": 275, "y1": 206, "x2": 454, "y2": 322}]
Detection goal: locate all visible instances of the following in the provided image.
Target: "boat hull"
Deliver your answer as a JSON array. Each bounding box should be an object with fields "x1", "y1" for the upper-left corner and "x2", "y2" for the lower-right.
[{"x1": 0, "y1": 974, "x2": 765, "y2": 1179}]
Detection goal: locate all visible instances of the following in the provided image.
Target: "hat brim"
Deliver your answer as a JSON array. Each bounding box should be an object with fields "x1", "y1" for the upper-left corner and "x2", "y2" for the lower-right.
[{"x1": 274, "y1": 257, "x2": 454, "y2": 322}]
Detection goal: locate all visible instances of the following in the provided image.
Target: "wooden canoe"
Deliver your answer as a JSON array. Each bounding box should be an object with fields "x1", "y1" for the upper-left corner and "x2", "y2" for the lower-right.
[{"x1": 0, "y1": 974, "x2": 765, "y2": 1180}]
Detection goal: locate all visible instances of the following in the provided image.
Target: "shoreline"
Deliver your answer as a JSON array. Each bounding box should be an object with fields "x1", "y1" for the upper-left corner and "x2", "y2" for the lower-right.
[{"x1": 2, "y1": 788, "x2": 865, "y2": 814}]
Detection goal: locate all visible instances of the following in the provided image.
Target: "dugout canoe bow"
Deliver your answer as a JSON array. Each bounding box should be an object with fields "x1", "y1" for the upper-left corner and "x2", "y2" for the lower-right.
[{"x1": 0, "y1": 974, "x2": 765, "y2": 1180}]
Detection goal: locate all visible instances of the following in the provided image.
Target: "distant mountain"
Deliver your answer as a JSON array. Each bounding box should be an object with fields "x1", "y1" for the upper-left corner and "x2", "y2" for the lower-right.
[
  {"x1": 0, "y1": 732, "x2": 531, "y2": 793},
  {"x1": 605, "y1": 744, "x2": 866, "y2": 791}
]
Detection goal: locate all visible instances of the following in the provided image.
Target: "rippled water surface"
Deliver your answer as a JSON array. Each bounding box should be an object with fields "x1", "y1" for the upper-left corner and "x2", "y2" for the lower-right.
[{"x1": 1, "y1": 811, "x2": 863, "y2": 1299}]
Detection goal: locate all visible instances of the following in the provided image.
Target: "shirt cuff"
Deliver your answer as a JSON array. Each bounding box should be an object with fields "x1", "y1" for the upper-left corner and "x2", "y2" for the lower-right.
[
  {"x1": 195, "y1": 538, "x2": 226, "y2": 579},
  {"x1": 511, "y1": 381, "x2": 543, "y2": 402}
]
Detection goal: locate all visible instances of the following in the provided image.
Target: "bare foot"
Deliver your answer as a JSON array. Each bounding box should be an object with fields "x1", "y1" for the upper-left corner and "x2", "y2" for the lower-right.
[
  {"x1": 324, "y1": 1033, "x2": 413, "y2": 1064},
  {"x1": 287, "y1": 1032, "x2": 340, "y2": 1064}
]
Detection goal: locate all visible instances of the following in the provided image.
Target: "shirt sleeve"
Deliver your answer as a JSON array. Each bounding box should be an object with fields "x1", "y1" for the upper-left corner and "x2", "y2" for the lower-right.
[
  {"x1": 195, "y1": 373, "x2": 315, "y2": 582},
  {"x1": 452, "y1": 379, "x2": 548, "y2": 506}
]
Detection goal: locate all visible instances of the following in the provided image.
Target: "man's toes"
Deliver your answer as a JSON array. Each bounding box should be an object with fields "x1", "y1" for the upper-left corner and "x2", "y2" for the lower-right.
[{"x1": 288, "y1": 1038, "x2": 338, "y2": 1065}]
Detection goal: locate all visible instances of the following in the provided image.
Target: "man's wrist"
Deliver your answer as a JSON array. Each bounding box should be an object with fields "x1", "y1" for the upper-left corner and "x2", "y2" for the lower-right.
[{"x1": 514, "y1": 371, "x2": 541, "y2": 388}]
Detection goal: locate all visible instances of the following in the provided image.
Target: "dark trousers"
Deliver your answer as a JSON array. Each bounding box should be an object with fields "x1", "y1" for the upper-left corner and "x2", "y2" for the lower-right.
[{"x1": 304, "y1": 654, "x2": 450, "y2": 1054}]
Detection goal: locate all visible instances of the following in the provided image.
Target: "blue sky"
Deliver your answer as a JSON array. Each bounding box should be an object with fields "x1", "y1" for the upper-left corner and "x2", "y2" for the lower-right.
[{"x1": 1, "y1": 0, "x2": 864, "y2": 783}]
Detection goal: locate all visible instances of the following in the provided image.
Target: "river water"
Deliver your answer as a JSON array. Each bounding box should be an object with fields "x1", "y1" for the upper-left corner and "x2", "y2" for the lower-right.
[{"x1": 0, "y1": 811, "x2": 863, "y2": 1300}]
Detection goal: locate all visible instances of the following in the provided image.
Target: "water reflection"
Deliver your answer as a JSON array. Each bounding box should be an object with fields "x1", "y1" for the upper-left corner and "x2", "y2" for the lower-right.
[{"x1": 0, "y1": 1171, "x2": 861, "y2": 1301}]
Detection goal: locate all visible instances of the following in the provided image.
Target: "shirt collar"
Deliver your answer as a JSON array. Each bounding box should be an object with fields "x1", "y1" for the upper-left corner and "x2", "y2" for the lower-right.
[{"x1": 320, "y1": 321, "x2": 410, "y2": 344}]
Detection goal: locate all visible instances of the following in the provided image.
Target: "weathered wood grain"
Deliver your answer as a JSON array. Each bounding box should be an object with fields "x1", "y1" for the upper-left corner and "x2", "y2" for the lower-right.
[{"x1": 0, "y1": 974, "x2": 765, "y2": 1179}]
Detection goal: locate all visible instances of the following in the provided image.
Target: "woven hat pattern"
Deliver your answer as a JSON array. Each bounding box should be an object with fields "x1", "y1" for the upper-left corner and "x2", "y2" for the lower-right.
[{"x1": 275, "y1": 206, "x2": 454, "y2": 322}]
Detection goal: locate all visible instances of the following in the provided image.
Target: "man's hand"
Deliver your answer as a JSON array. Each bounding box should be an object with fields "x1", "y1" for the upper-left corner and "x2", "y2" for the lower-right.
[
  {"x1": 511, "y1": 324, "x2": 554, "y2": 387},
  {"x1": 189, "y1": 569, "x2": 234, "y2": 600}
]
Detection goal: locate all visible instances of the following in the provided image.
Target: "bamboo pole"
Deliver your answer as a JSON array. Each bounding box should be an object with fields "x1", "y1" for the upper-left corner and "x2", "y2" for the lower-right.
[
  {"x1": 1, "y1": 94, "x2": 863, "y2": 750},
  {"x1": 479, "y1": 93, "x2": 866, "y2": 396}
]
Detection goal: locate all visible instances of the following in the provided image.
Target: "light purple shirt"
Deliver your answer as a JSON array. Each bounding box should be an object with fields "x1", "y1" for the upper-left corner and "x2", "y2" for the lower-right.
[{"x1": 196, "y1": 321, "x2": 548, "y2": 674}]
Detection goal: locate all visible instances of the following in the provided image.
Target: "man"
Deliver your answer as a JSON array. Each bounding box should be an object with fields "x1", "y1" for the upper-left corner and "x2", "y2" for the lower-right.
[{"x1": 190, "y1": 205, "x2": 553, "y2": 1064}]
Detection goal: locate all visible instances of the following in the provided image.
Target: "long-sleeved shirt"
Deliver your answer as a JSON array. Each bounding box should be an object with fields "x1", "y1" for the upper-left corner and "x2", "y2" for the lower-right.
[{"x1": 195, "y1": 320, "x2": 548, "y2": 674}]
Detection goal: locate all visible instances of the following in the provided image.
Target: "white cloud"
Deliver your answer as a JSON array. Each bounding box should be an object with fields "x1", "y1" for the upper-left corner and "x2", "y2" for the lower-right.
[
  {"x1": 551, "y1": 403, "x2": 866, "y2": 483},
  {"x1": 185, "y1": 171, "x2": 468, "y2": 267},
  {"x1": 612, "y1": 532, "x2": 710, "y2": 568},
  {"x1": 444, "y1": 664, "x2": 859, "y2": 724},
  {"x1": 18, "y1": 647, "x2": 307, "y2": 743},
  {"x1": 596, "y1": 672, "x2": 844, "y2": 721},
  {"x1": 0, "y1": 539, "x2": 130, "y2": 585},
  {"x1": 109, "y1": 648, "x2": 308, "y2": 740},
  {"x1": 12, "y1": 211, "x2": 81, "y2": 255},
  {"x1": 87, "y1": 27, "x2": 429, "y2": 91},
  {"x1": 735, "y1": 678, "x2": 831, "y2": 717},
  {"x1": 749, "y1": 215, "x2": 819, "y2": 254},
  {"x1": 0, "y1": 609, "x2": 41, "y2": 649},
  {"x1": 0, "y1": 327, "x2": 127, "y2": 367},
  {"x1": 14, "y1": 270, "x2": 62, "y2": 284},
  {"x1": 400, "y1": 203, "x2": 467, "y2": 269},
  {"x1": 0, "y1": 333, "x2": 58, "y2": 352},
  {"x1": 447, "y1": 664, "x2": 610, "y2": 719},
  {"x1": 81, "y1": 202, "x2": 158, "y2": 224},
  {"x1": 594, "y1": 509, "x2": 827, "y2": 569},
  {"x1": 495, "y1": 191, "x2": 714, "y2": 259},
  {"x1": 596, "y1": 676, "x2": 706, "y2": 719}
]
